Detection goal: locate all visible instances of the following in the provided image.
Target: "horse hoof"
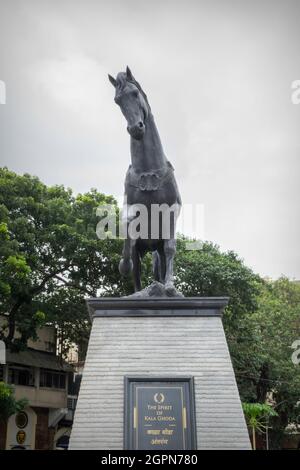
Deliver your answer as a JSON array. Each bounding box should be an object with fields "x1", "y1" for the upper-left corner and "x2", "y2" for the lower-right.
[
  {"x1": 165, "y1": 282, "x2": 176, "y2": 296},
  {"x1": 119, "y1": 258, "x2": 133, "y2": 276}
]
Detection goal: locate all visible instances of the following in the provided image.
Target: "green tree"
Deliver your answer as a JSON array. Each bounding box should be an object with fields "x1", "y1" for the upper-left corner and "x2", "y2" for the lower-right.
[
  {"x1": 234, "y1": 279, "x2": 300, "y2": 448},
  {"x1": 0, "y1": 167, "x2": 124, "y2": 351},
  {"x1": 242, "y1": 402, "x2": 277, "y2": 450},
  {"x1": 0, "y1": 382, "x2": 28, "y2": 422},
  {"x1": 175, "y1": 237, "x2": 262, "y2": 326}
]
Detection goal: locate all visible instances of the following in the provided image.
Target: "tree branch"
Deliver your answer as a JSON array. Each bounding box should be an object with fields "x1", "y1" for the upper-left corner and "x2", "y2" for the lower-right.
[
  {"x1": 54, "y1": 275, "x2": 95, "y2": 296},
  {"x1": 30, "y1": 264, "x2": 73, "y2": 296}
]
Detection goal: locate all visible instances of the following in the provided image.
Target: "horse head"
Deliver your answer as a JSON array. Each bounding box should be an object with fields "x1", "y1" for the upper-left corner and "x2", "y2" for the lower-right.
[{"x1": 108, "y1": 66, "x2": 150, "y2": 140}]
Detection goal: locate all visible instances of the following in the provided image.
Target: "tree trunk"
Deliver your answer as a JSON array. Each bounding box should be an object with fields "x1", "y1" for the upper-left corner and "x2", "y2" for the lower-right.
[{"x1": 6, "y1": 300, "x2": 22, "y2": 344}]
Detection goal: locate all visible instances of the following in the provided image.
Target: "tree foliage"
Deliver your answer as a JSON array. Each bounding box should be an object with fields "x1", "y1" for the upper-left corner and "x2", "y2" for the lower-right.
[
  {"x1": 234, "y1": 279, "x2": 300, "y2": 448},
  {"x1": 0, "y1": 167, "x2": 125, "y2": 351},
  {"x1": 0, "y1": 168, "x2": 299, "y2": 447},
  {"x1": 0, "y1": 382, "x2": 28, "y2": 422},
  {"x1": 242, "y1": 402, "x2": 278, "y2": 449}
]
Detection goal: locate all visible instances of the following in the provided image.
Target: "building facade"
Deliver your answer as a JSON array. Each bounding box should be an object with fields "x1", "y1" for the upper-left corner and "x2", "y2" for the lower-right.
[{"x1": 0, "y1": 324, "x2": 79, "y2": 450}]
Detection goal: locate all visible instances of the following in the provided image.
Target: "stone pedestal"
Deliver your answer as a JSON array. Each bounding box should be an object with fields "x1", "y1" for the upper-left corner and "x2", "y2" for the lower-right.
[{"x1": 69, "y1": 297, "x2": 251, "y2": 450}]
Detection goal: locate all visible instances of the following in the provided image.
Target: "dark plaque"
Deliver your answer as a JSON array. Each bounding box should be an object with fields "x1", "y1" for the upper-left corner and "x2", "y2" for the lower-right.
[{"x1": 124, "y1": 376, "x2": 196, "y2": 450}]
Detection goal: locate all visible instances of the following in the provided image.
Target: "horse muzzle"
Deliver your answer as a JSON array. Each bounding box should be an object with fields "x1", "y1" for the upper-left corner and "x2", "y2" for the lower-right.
[{"x1": 127, "y1": 121, "x2": 145, "y2": 140}]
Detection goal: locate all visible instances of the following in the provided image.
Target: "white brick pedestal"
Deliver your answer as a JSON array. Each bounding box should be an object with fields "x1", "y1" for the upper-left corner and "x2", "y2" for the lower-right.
[{"x1": 69, "y1": 297, "x2": 251, "y2": 450}]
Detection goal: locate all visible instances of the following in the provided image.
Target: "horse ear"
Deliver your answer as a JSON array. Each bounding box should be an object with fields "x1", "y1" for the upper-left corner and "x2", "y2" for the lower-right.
[
  {"x1": 108, "y1": 74, "x2": 117, "y2": 87},
  {"x1": 126, "y1": 66, "x2": 134, "y2": 81}
]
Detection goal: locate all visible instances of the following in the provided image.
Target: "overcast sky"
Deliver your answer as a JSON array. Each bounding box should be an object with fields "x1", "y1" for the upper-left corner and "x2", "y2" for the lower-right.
[{"x1": 0, "y1": 0, "x2": 300, "y2": 279}]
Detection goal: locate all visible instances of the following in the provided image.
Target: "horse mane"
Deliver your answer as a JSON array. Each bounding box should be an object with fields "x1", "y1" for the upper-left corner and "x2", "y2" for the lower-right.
[{"x1": 116, "y1": 72, "x2": 151, "y2": 111}]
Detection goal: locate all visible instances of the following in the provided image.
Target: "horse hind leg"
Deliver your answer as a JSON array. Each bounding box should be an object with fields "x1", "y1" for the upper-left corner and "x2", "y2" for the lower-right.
[
  {"x1": 159, "y1": 248, "x2": 167, "y2": 283},
  {"x1": 132, "y1": 245, "x2": 142, "y2": 292},
  {"x1": 163, "y1": 238, "x2": 177, "y2": 295},
  {"x1": 153, "y1": 251, "x2": 160, "y2": 282},
  {"x1": 153, "y1": 250, "x2": 166, "y2": 284},
  {"x1": 119, "y1": 238, "x2": 133, "y2": 276}
]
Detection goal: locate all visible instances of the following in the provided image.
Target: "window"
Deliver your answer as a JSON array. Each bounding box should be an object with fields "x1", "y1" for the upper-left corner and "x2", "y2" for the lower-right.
[
  {"x1": 67, "y1": 397, "x2": 77, "y2": 410},
  {"x1": 44, "y1": 341, "x2": 56, "y2": 353},
  {"x1": 0, "y1": 365, "x2": 4, "y2": 381},
  {"x1": 8, "y1": 366, "x2": 34, "y2": 386},
  {"x1": 40, "y1": 369, "x2": 66, "y2": 389}
]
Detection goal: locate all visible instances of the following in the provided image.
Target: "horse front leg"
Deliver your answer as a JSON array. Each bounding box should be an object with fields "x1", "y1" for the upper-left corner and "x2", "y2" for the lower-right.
[
  {"x1": 163, "y1": 238, "x2": 176, "y2": 294},
  {"x1": 119, "y1": 232, "x2": 133, "y2": 276},
  {"x1": 132, "y1": 243, "x2": 142, "y2": 292},
  {"x1": 152, "y1": 251, "x2": 160, "y2": 282}
]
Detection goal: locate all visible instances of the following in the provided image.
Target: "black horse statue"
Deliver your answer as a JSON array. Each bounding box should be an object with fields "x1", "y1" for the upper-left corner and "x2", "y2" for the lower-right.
[{"x1": 108, "y1": 67, "x2": 182, "y2": 296}]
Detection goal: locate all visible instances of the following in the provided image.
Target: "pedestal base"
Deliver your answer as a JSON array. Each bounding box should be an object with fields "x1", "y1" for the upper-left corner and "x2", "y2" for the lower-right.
[{"x1": 69, "y1": 297, "x2": 251, "y2": 450}]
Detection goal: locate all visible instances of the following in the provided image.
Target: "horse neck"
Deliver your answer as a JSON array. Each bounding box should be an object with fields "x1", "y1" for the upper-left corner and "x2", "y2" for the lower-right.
[{"x1": 130, "y1": 113, "x2": 167, "y2": 171}]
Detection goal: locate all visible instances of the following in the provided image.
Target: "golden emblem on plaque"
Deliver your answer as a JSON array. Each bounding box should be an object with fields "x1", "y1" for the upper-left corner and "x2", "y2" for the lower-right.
[{"x1": 154, "y1": 392, "x2": 165, "y2": 404}]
